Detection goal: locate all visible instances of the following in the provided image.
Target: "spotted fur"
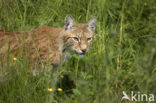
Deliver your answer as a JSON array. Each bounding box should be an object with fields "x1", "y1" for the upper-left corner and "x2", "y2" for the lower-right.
[{"x1": 0, "y1": 15, "x2": 96, "y2": 66}]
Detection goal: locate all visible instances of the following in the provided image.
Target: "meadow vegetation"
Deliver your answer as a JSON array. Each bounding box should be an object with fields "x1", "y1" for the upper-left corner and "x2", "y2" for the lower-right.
[{"x1": 0, "y1": 0, "x2": 156, "y2": 103}]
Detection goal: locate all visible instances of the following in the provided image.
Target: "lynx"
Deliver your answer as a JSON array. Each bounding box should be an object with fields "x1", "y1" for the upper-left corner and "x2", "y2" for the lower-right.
[{"x1": 0, "y1": 15, "x2": 97, "y2": 66}]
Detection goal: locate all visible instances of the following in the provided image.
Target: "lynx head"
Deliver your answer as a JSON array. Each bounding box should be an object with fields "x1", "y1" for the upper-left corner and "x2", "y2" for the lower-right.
[{"x1": 63, "y1": 15, "x2": 97, "y2": 57}]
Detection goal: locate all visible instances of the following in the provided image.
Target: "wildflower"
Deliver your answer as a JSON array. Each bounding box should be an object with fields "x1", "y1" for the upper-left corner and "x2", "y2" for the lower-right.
[
  {"x1": 48, "y1": 88, "x2": 53, "y2": 92},
  {"x1": 60, "y1": 75, "x2": 64, "y2": 78},
  {"x1": 144, "y1": 2, "x2": 147, "y2": 6},
  {"x1": 13, "y1": 57, "x2": 17, "y2": 61},
  {"x1": 57, "y1": 88, "x2": 63, "y2": 92}
]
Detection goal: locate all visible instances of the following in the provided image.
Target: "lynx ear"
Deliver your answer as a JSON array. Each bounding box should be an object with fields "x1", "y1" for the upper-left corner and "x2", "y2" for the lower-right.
[
  {"x1": 88, "y1": 17, "x2": 97, "y2": 31},
  {"x1": 64, "y1": 15, "x2": 75, "y2": 30}
]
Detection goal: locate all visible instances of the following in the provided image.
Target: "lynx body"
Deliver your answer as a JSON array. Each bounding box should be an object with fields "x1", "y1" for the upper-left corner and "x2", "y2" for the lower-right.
[{"x1": 0, "y1": 15, "x2": 96, "y2": 66}]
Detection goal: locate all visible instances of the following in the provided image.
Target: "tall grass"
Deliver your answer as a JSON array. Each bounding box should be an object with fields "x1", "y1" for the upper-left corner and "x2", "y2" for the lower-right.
[{"x1": 0, "y1": 0, "x2": 156, "y2": 103}]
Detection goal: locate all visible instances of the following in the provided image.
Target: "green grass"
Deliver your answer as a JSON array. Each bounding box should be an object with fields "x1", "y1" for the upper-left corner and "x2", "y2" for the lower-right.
[{"x1": 0, "y1": 0, "x2": 156, "y2": 103}]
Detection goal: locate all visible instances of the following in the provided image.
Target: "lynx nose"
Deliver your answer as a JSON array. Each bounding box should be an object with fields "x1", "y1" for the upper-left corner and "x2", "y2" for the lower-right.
[
  {"x1": 80, "y1": 44, "x2": 87, "y2": 54},
  {"x1": 81, "y1": 49, "x2": 87, "y2": 53}
]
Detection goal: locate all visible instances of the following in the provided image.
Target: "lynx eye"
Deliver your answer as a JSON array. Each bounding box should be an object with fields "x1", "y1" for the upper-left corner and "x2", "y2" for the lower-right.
[
  {"x1": 72, "y1": 37, "x2": 80, "y2": 42},
  {"x1": 87, "y1": 37, "x2": 92, "y2": 41}
]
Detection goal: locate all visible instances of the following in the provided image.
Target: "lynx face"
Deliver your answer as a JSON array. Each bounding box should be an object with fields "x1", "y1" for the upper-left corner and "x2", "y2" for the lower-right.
[{"x1": 63, "y1": 15, "x2": 97, "y2": 57}]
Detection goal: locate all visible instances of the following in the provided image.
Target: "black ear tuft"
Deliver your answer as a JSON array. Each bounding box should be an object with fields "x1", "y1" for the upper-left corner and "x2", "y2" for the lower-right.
[
  {"x1": 88, "y1": 17, "x2": 97, "y2": 31},
  {"x1": 64, "y1": 15, "x2": 75, "y2": 30}
]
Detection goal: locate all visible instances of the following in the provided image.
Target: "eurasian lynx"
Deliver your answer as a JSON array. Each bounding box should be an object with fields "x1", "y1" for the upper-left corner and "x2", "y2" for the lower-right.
[{"x1": 0, "y1": 15, "x2": 97, "y2": 66}]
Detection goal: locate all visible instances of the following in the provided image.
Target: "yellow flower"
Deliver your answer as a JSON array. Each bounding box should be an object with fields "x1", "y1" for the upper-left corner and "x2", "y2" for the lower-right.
[
  {"x1": 48, "y1": 88, "x2": 53, "y2": 92},
  {"x1": 57, "y1": 88, "x2": 63, "y2": 92},
  {"x1": 13, "y1": 58, "x2": 17, "y2": 61},
  {"x1": 60, "y1": 75, "x2": 64, "y2": 78},
  {"x1": 144, "y1": 2, "x2": 147, "y2": 6}
]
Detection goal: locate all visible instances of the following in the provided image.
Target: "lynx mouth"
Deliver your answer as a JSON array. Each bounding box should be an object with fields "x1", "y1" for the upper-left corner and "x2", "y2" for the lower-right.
[
  {"x1": 79, "y1": 54, "x2": 85, "y2": 57},
  {"x1": 77, "y1": 52, "x2": 86, "y2": 57},
  {"x1": 74, "y1": 50, "x2": 86, "y2": 57},
  {"x1": 76, "y1": 51, "x2": 85, "y2": 55}
]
